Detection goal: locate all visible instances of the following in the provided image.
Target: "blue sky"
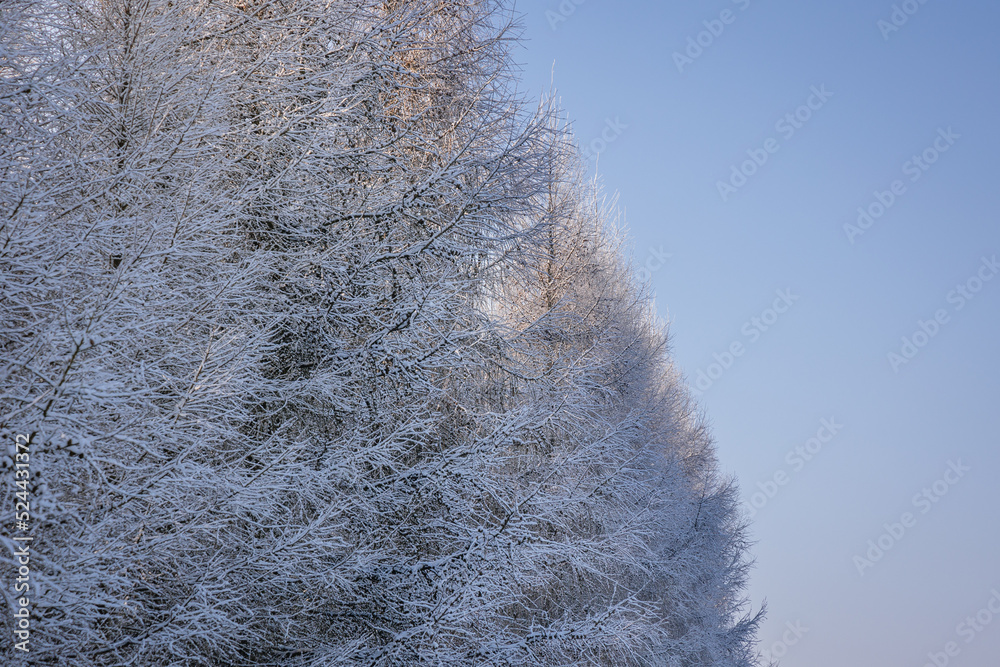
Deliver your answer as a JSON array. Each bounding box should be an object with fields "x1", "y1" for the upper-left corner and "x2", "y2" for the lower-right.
[{"x1": 514, "y1": 0, "x2": 1000, "y2": 664}]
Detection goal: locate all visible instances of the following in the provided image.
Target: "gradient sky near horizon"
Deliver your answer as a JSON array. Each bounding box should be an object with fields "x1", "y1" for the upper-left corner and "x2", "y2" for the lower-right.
[{"x1": 514, "y1": 1, "x2": 1000, "y2": 665}]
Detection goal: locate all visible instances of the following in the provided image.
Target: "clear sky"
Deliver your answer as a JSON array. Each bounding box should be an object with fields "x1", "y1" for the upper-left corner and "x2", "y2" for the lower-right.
[{"x1": 514, "y1": 1, "x2": 1000, "y2": 664}]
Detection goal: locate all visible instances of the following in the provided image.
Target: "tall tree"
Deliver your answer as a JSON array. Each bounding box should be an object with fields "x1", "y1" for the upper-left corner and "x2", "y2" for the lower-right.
[
  {"x1": 1, "y1": 0, "x2": 266, "y2": 662},
  {"x1": 474, "y1": 122, "x2": 764, "y2": 665}
]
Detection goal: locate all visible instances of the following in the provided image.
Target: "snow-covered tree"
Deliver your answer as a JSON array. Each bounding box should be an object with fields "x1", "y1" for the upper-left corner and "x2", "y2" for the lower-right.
[
  {"x1": 469, "y1": 121, "x2": 764, "y2": 665},
  {"x1": 1, "y1": 0, "x2": 276, "y2": 662},
  {"x1": 2, "y1": 1, "x2": 763, "y2": 665}
]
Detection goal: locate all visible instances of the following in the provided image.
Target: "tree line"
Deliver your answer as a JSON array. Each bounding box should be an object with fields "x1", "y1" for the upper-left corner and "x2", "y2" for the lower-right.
[{"x1": 1, "y1": 1, "x2": 764, "y2": 664}]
